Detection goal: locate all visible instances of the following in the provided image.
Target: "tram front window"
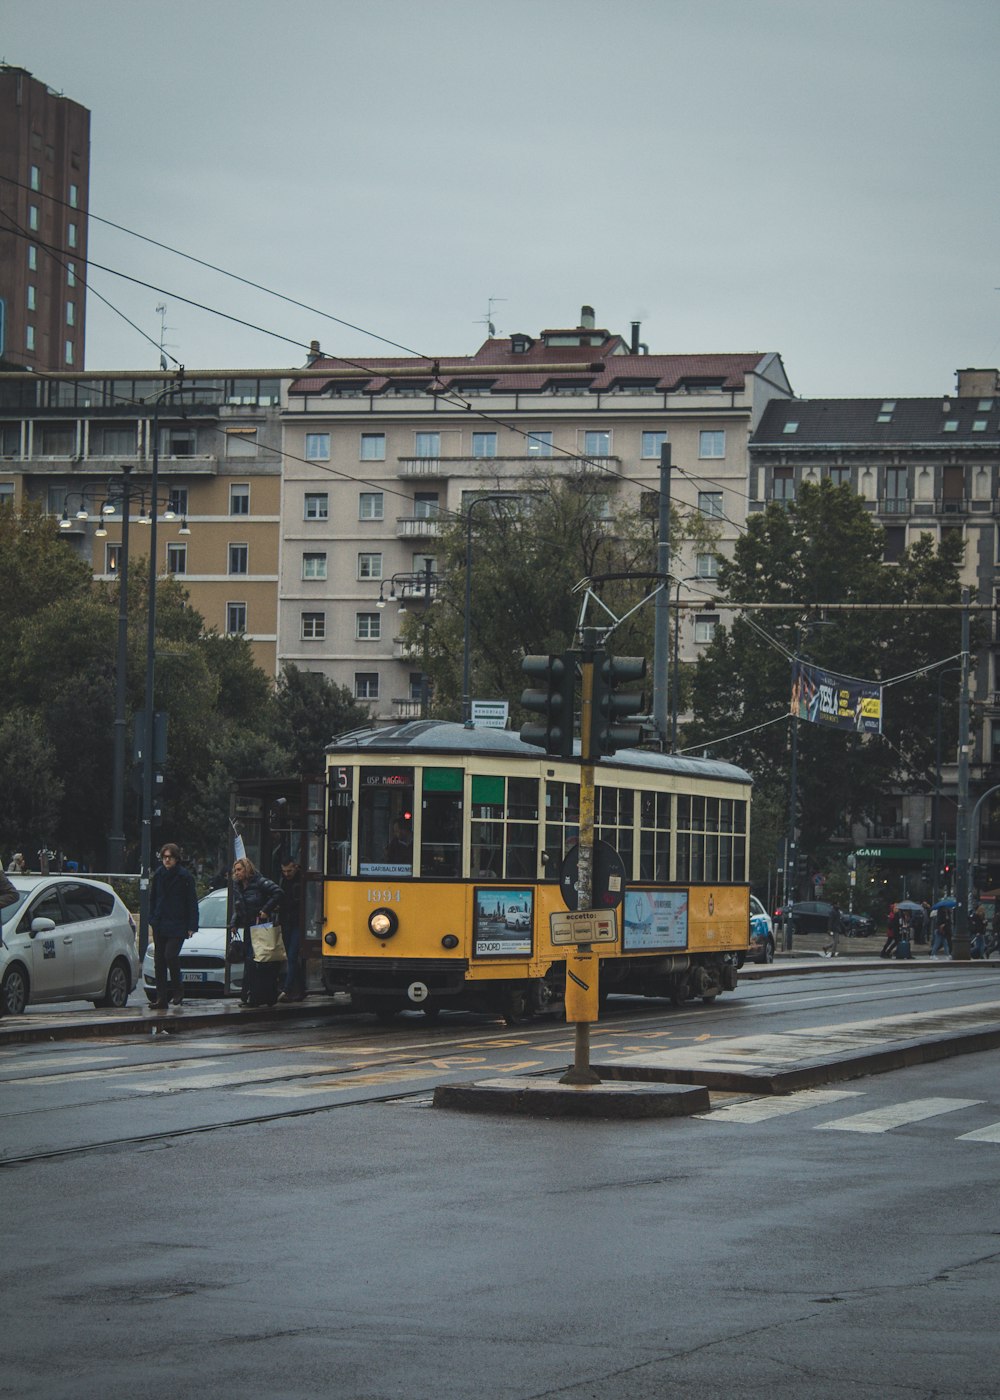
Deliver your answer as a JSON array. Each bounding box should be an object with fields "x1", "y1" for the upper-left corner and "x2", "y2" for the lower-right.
[{"x1": 359, "y1": 768, "x2": 414, "y2": 876}]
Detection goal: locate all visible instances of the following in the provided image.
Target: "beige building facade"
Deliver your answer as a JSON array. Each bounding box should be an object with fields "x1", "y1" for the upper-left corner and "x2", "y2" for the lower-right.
[{"x1": 279, "y1": 310, "x2": 793, "y2": 719}]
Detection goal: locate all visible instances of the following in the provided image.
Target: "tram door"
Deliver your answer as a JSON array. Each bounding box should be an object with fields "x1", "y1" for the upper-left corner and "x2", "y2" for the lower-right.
[{"x1": 228, "y1": 777, "x2": 326, "y2": 992}]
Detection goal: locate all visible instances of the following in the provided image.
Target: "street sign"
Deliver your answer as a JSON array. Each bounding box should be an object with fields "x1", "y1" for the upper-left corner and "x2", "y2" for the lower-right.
[
  {"x1": 471, "y1": 700, "x2": 509, "y2": 730},
  {"x1": 549, "y1": 908, "x2": 618, "y2": 945}
]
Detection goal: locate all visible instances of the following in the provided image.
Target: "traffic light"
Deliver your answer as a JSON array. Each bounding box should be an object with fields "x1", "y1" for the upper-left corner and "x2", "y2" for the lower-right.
[
  {"x1": 520, "y1": 654, "x2": 575, "y2": 757},
  {"x1": 589, "y1": 652, "x2": 647, "y2": 756}
]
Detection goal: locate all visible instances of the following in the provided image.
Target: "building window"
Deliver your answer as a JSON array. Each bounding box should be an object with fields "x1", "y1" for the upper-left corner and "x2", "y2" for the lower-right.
[
  {"x1": 355, "y1": 672, "x2": 379, "y2": 699},
  {"x1": 166, "y1": 543, "x2": 187, "y2": 575},
  {"x1": 67, "y1": 222, "x2": 77, "y2": 248},
  {"x1": 641, "y1": 431, "x2": 667, "y2": 459},
  {"x1": 358, "y1": 552, "x2": 382, "y2": 580},
  {"x1": 472, "y1": 432, "x2": 497, "y2": 458},
  {"x1": 69, "y1": 183, "x2": 78, "y2": 208},
  {"x1": 0, "y1": 483, "x2": 12, "y2": 505},
  {"x1": 225, "y1": 428, "x2": 257, "y2": 458},
  {"x1": 26, "y1": 285, "x2": 35, "y2": 311},
  {"x1": 415, "y1": 432, "x2": 440, "y2": 459},
  {"x1": 65, "y1": 259, "x2": 74, "y2": 285},
  {"x1": 304, "y1": 492, "x2": 329, "y2": 520},
  {"x1": 360, "y1": 433, "x2": 385, "y2": 460},
  {"x1": 106, "y1": 544, "x2": 122, "y2": 576},
  {"x1": 163, "y1": 427, "x2": 197, "y2": 455},
  {"x1": 782, "y1": 422, "x2": 799, "y2": 435},
  {"x1": 773, "y1": 467, "x2": 795, "y2": 504},
  {"x1": 359, "y1": 492, "x2": 384, "y2": 520},
  {"x1": 883, "y1": 526, "x2": 905, "y2": 563},
  {"x1": 167, "y1": 487, "x2": 188, "y2": 515},
  {"x1": 694, "y1": 614, "x2": 719, "y2": 644},
  {"x1": 584, "y1": 430, "x2": 611, "y2": 457},
  {"x1": 29, "y1": 205, "x2": 38, "y2": 231},
  {"x1": 973, "y1": 419, "x2": 988, "y2": 432},
  {"x1": 65, "y1": 340, "x2": 74, "y2": 366},
  {"x1": 226, "y1": 603, "x2": 247, "y2": 635},
  {"x1": 943, "y1": 420, "x2": 959, "y2": 433},
  {"x1": 229, "y1": 483, "x2": 250, "y2": 515},
  {"x1": 28, "y1": 245, "x2": 37, "y2": 271},
  {"x1": 303, "y1": 552, "x2": 327, "y2": 580},
  {"x1": 884, "y1": 468, "x2": 908, "y2": 513},
  {"x1": 26, "y1": 326, "x2": 34, "y2": 351},
  {"x1": 304, "y1": 433, "x2": 330, "y2": 460},
  {"x1": 229, "y1": 543, "x2": 249, "y2": 575},
  {"x1": 66, "y1": 301, "x2": 75, "y2": 326},
  {"x1": 101, "y1": 427, "x2": 137, "y2": 455},
  {"x1": 408, "y1": 672, "x2": 424, "y2": 701},
  {"x1": 30, "y1": 165, "x2": 40, "y2": 191},
  {"x1": 526, "y1": 430, "x2": 553, "y2": 457},
  {"x1": 696, "y1": 553, "x2": 718, "y2": 579},
  {"x1": 698, "y1": 490, "x2": 723, "y2": 519},
  {"x1": 414, "y1": 492, "x2": 439, "y2": 519},
  {"x1": 356, "y1": 612, "x2": 381, "y2": 640},
  {"x1": 829, "y1": 466, "x2": 851, "y2": 487},
  {"x1": 699, "y1": 431, "x2": 725, "y2": 458},
  {"x1": 301, "y1": 612, "x2": 326, "y2": 640}
]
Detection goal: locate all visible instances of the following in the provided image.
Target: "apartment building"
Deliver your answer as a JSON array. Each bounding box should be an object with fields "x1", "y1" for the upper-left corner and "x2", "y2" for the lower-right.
[
  {"x1": 0, "y1": 370, "x2": 283, "y2": 673},
  {"x1": 280, "y1": 308, "x2": 793, "y2": 720},
  {"x1": 750, "y1": 368, "x2": 1000, "y2": 885},
  {"x1": 0, "y1": 64, "x2": 90, "y2": 371}
]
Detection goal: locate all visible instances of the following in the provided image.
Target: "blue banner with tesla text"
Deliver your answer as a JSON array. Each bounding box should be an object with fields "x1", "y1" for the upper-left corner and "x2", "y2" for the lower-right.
[{"x1": 791, "y1": 660, "x2": 882, "y2": 734}]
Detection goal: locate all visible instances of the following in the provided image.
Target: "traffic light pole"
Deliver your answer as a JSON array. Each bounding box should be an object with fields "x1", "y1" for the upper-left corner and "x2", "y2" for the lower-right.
[{"x1": 560, "y1": 628, "x2": 601, "y2": 1086}]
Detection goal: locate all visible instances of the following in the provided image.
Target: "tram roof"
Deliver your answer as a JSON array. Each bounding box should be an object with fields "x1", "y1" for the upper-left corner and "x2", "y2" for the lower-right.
[{"x1": 326, "y1": 721, "x2": 752, "y2": 786}]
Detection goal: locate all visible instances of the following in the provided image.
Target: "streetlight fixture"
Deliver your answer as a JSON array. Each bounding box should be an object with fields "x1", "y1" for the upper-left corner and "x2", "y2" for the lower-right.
[{"x1": 462, "y1": 493, "x2": 511, "y2": 727}]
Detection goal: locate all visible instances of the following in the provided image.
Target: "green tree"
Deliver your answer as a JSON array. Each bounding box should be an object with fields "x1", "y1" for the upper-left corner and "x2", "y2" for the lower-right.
[
  {"x1": 270, "y1": 663, "x2": 371, "y2": 773},
  {"x1": 685, "y1": 480, "x2": 964, "y2": 861},
  {"x1": 403, "y1": 470, "x2": 714, "y2": 721},
  {"x1": 0, "y1": 707, "x2": 65, "y2": 856}
]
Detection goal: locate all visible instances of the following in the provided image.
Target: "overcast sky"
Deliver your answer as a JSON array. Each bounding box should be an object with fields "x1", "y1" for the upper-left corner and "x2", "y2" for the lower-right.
[{"x1": 5, "y1": 0, "x2": 998, "y2": 397}]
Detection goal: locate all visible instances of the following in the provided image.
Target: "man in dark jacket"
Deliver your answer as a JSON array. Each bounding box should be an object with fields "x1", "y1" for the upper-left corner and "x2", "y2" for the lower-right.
[{"x1": 149, "y1": 843, "x2": 199, "y2": 1009}]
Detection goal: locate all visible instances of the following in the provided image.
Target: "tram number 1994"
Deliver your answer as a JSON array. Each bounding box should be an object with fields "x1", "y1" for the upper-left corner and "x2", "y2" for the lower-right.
[{"x1": 367, "y1": 887, "x2": 401, "y2": 904}]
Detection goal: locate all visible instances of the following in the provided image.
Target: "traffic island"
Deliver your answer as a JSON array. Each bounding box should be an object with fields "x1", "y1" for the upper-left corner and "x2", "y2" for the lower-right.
[{"x1": 432, "y1": 1076, "x2": 710, "y2": 1118}]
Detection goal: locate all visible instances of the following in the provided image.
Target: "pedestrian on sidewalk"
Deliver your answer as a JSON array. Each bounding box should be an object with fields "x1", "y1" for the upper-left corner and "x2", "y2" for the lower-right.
[
  {"x1": 822, "y1": 904, "x2": 843, "y2": 958},
  {"x1": 931, "y1": 906, "x2": 952, "y2": 959},
  {"x1": 231, "y1": 857, "x2": 282, "y2": 1008},
  {"x1": 880, "y1": 905, "x2": 901, "y2": 959},
  {"x1": 149, "y1": 843, "x2": 199, "y2": 1008},
  {"x1": 277, "y1": 857, "x2": 307, "y2": 1003}
]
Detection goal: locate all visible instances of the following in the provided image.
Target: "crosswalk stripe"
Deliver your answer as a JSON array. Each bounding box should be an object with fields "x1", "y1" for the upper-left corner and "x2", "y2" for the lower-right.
[
  {"x1": 815, "y1": 1097, "x2": 982, "y2": 1134},
  {"x1": 696, "y1": 1089, "x2": 864, "y2": 1123},
  {"x1": 957, "y1": 1122, "x2": 1000, "y2": 1144}
]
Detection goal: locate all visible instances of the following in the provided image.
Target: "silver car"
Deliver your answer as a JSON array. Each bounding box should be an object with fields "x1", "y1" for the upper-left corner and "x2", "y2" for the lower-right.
[
  {"x1": 0, "y1": 875, "x2": 141, "y2": 1015},
  {"x1": 141, "y1": 887, "x2": 243, "y2": 1002}
]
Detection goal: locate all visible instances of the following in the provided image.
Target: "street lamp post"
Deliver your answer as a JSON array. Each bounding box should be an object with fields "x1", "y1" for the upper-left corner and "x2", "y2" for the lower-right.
[
  {"x1": 932, "y1": 664, "x2": 962, "y2": 906},
  {"x1": 462, "y1": 494, "x2": 509, "y2": 727},
  {"x1": 108, "y1": 465, "x2": 133, "y2": 873}
]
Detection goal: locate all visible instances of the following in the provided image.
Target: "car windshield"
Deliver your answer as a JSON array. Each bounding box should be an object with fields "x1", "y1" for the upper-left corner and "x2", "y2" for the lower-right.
[
  {"x1": 1, "y1": 890, "x2": 29, "y2": 926},
  {"x1": 198, "y1": 889, "x2": 229, "y2": 928}
]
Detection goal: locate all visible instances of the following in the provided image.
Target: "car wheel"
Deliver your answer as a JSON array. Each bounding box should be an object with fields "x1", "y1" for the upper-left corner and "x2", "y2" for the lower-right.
[
  {"x1": 763, "y1": 938, "x2": 775, "y2": 964},
  {"x1": 94, "y1": 959, "x2": 131, "y2": 1009},
  {"x1": 1, "y1": 965, "x2": 29, "y2": 1016}
]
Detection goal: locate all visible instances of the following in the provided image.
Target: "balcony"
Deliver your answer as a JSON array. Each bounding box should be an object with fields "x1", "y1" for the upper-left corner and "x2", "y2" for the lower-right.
[
  {"x1": 878, "y1": 498, "x2": 910, "y2": 515},
  {"x1": 392, "y1": 698, "x2": 423, "y2": 719},
  {"x1": 398, "y1": 457, "x2": 449, "y2": 478},
  {"x1": 395, "y1": 515, "x2": 442, "y2": 539}
]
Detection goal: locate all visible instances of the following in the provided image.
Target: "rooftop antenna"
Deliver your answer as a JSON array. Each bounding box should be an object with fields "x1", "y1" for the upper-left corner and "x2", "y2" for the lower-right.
[
  {"x1": 155, "y1": 302, "x2": 176, "y2": 370},
  {"x1": 476, "y1": 296, "x2": 507, "y2": 339}
]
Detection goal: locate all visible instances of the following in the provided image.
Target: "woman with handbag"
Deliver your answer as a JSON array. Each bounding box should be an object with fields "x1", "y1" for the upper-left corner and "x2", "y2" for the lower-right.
[{"x1": 230, "y1": 857, "x2": 282, "y2": 1007}]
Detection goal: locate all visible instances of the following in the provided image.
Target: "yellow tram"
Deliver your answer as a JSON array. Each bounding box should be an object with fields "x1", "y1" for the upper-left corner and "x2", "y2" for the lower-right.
[{"x1": 319, "y1": 720, "x2": 752, "y2": 1022}]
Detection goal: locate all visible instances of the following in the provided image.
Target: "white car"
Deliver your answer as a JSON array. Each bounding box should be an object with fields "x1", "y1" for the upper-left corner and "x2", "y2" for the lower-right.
[
  {"x1": 141, "y1": 887, "x2": 243, "y2": 1002},
  {"x1": 0, "y1": 875, "x2": 141, "y2": 1015}
]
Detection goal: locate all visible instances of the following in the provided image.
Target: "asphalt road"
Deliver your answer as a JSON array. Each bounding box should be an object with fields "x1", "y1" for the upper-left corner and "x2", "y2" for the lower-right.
[{"x1": 1, "y1": 970, "x2": 998, "y2": 1399}]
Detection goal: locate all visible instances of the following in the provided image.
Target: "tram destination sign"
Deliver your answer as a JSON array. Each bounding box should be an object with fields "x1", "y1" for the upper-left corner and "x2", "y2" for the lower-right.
[{"x1": 549, "y1": 909, "x2": 618, "y2": 945}]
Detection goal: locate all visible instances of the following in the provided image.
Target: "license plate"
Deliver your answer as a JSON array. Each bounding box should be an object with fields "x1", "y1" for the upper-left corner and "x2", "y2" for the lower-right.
[{"x1": 182, "y1": 971, "x2": 209, "y2": 983}]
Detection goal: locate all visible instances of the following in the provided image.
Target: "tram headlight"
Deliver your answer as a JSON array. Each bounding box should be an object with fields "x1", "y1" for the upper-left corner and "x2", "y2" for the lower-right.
[
  {"x1": 368, "y1": 908, "x2": 399, "y2": 940},
  {"x1": 441, "y1": 934, "x2": 459, "y2": 950}
]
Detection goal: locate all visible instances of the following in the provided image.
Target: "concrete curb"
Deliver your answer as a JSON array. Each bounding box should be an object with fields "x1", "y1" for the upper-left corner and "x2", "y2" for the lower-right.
[
  {"x1": 0, "y1": 998, "x2": 340, "y2": 1046},
  {"x1": 433, "y1": 1077, "x2": 710, "y2": 1119}
]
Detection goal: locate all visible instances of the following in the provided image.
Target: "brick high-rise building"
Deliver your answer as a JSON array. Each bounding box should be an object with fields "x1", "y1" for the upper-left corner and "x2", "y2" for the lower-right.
[{"x1": 0, "y1": 64, "x2": 90, "y2": 371}]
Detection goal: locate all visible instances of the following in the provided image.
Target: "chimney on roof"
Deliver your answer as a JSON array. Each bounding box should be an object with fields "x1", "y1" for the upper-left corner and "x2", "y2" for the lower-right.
[
  {"x1": 630, "y1": 321, "x2": 640, "y2": 355},
  {"x1": 307, "y1": 339, "x2": 321, "y2": 364},
  {"x1": 580, "y1": 305, "x2": 595, "y2": 330}
]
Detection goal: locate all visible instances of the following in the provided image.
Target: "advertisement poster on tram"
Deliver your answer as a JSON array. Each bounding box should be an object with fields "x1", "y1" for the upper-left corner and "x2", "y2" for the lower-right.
[
  {"x1": 473, "y1": 888, "x2": 533, "y2": 956},
  {"x1": 622, "y1": 890, "x2": 688, "y2": 951}
]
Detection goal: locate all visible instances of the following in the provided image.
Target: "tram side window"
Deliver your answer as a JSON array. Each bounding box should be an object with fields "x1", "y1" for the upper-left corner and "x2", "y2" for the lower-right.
[
  {"x1": 639, "y1": 791, "x2": 671, "y2": 881},
  {"x1": 544, "y1": 780, "x2": 580, "y2": 875},
  {"x1": 421, "y1": 768, "x2": 463, "y2": 877},
  {"x1": 471, "y1": 775, "x2": 539, "y2": 880},
  {"x1": 676, "y1": 794, "x2": 747, "y2": 883},
  {"x1": 328, "y1": 769, "x2": 353, "y2": 876},
  {"x1": 358, "y1": 768, "x2": 414, "y2": 876},
  {"x1": 596, "y1": 786, "x2": 634, "y2": 878}
]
